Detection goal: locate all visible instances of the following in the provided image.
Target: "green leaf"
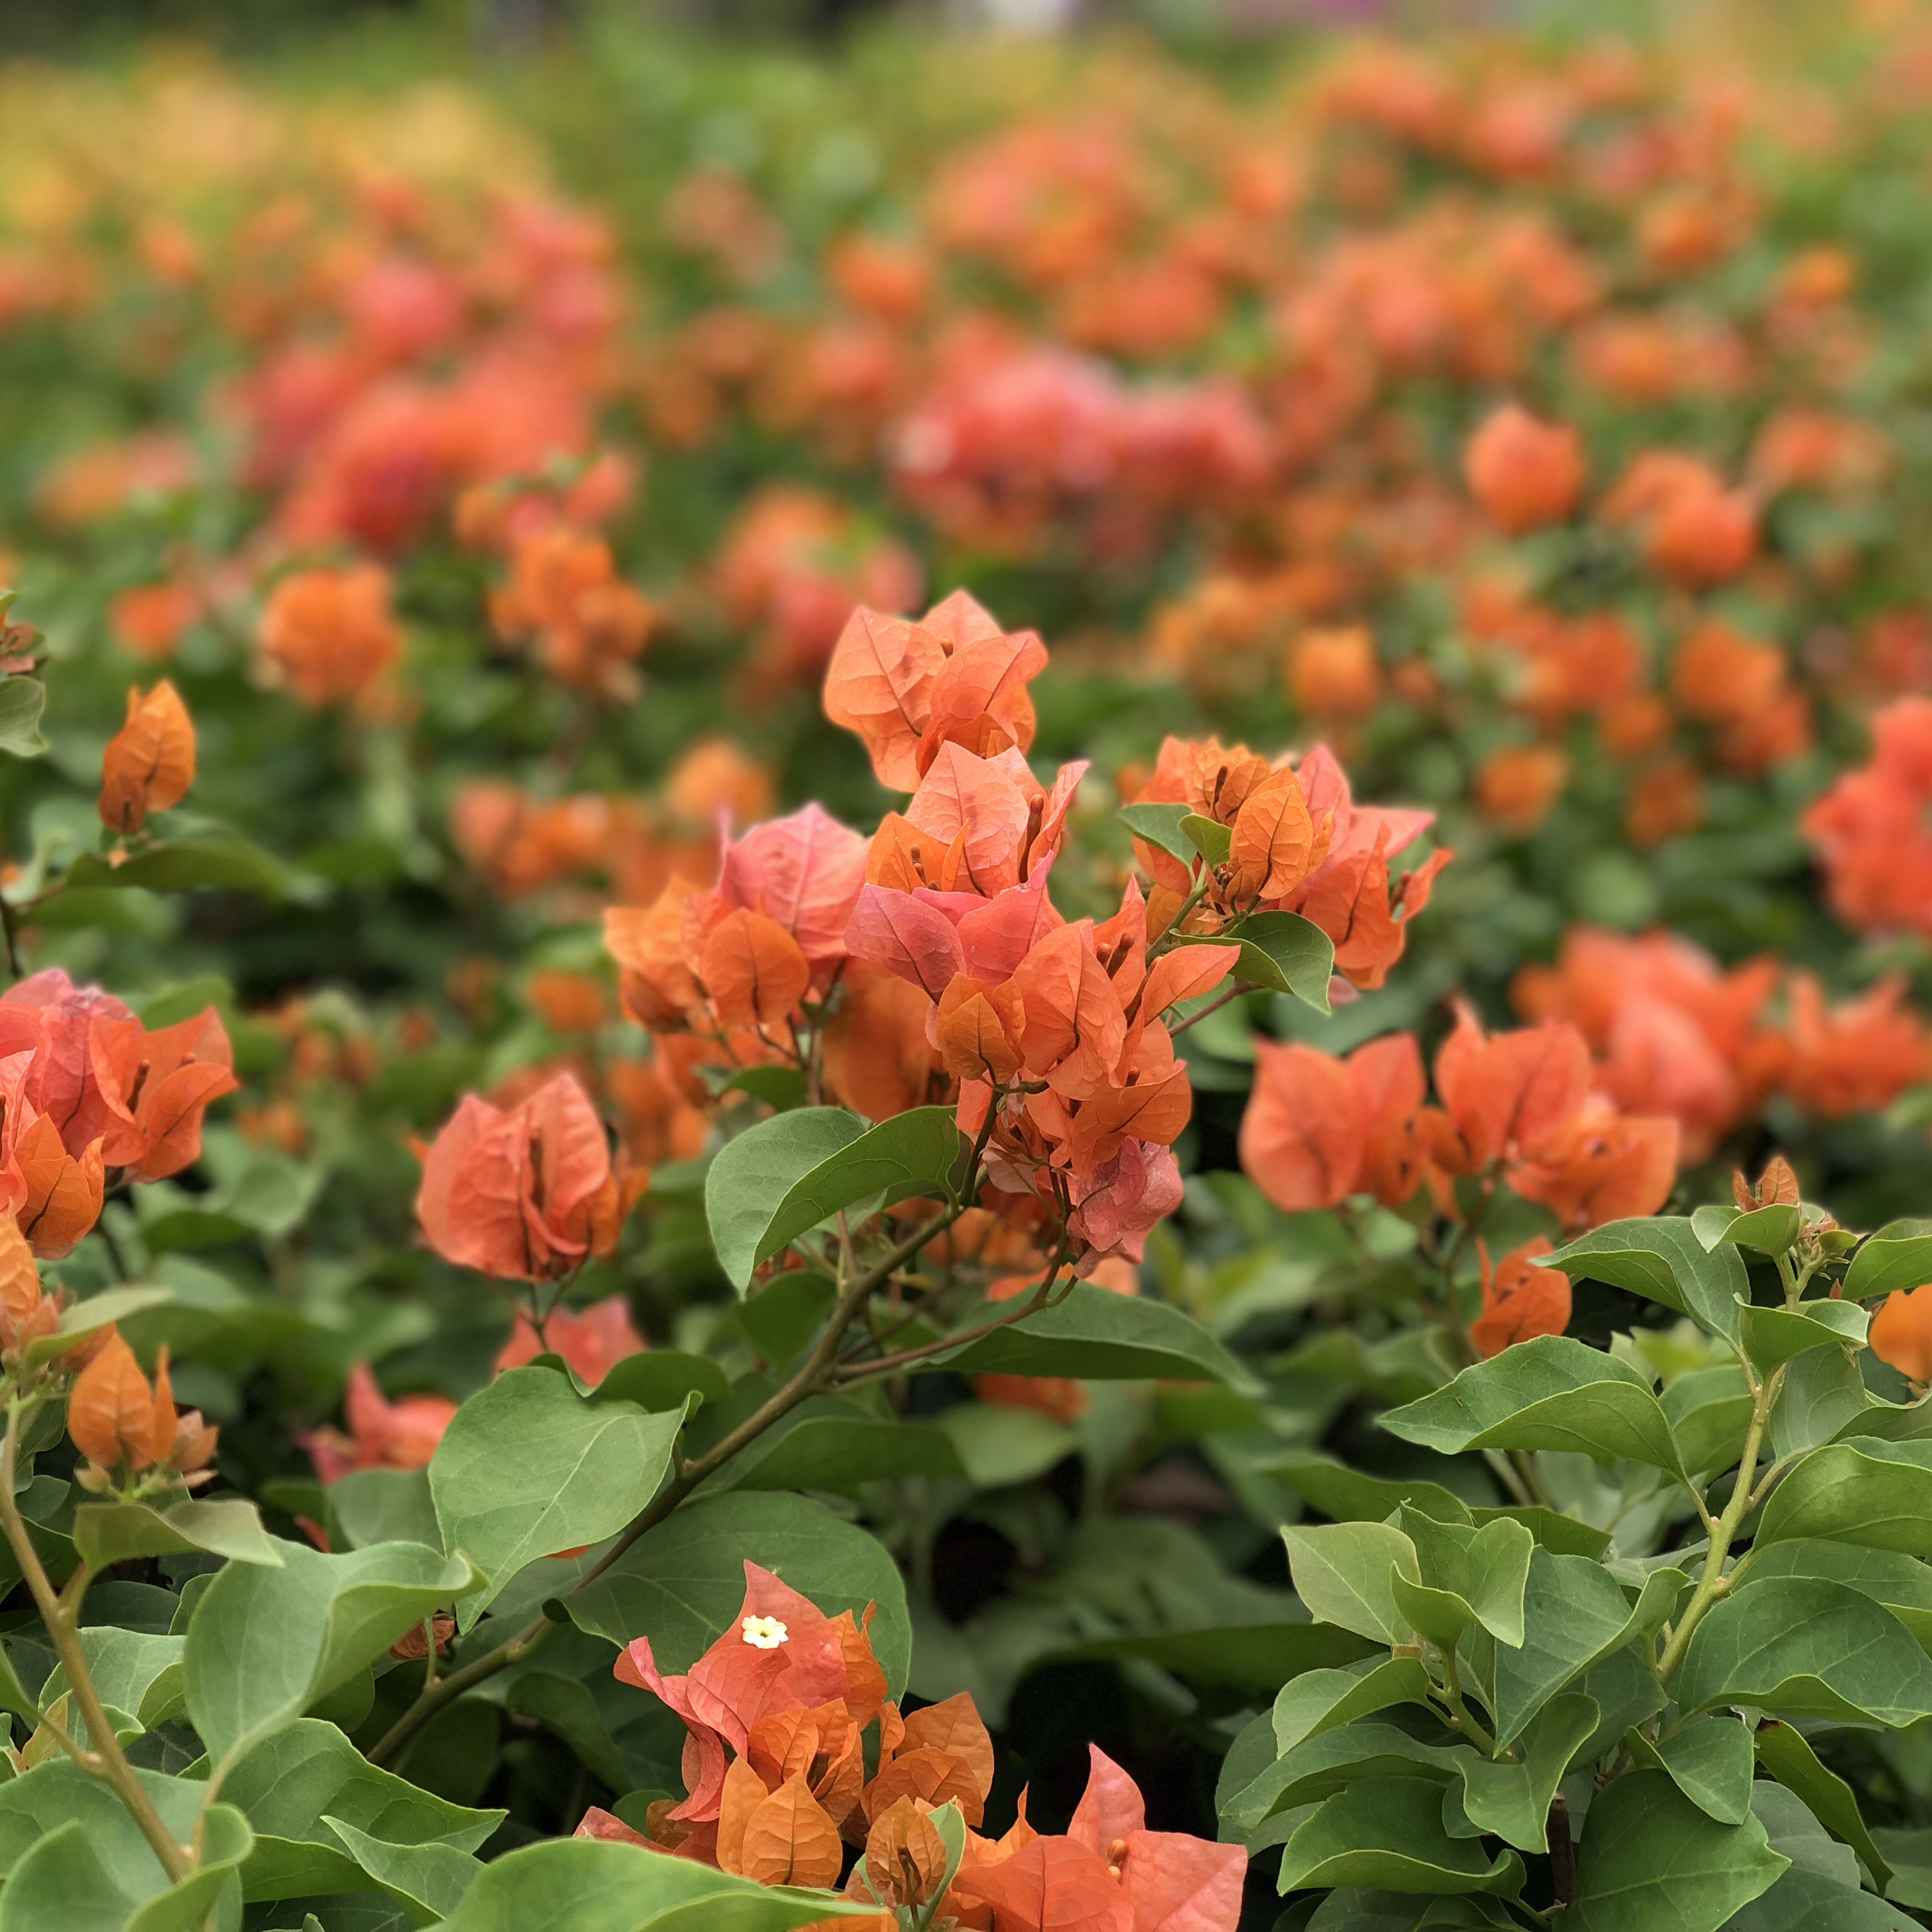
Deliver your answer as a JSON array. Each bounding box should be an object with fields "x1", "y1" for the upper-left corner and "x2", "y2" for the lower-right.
[
  {"x1": 591, "y1": 1353, "x2": 730, "y2": 1414},
  {"x1": 1694, "y1": 1203, "x2": 1804, "y2": 1256},
  {"x1": 933, "y1": 1280, "x2": 1252, "y2": 1385},
  {"x1": 72, "y1": 1497, "x2": 282, "y2": 1571},
  {"x1": 1662, "y1": 1367, "x2": 1754, "y2": 1479},
  {"x1": 1723, "y1": 1867, "x2": 1917, "y2": 1931},
  {"x1": 225, "y1": 1717, "x2": 503, "y2": 1905},
  {"x1": 429, "y1": 1365, "x2": 686, "y2": 1627},
  {"x1": 434, "y1": 1834, "x2": 877, "y2": 1931},
  {"x1": 1176, "y1": 910, "x2": 1335, "y2": 1013},
  {"x1": 1118, "y1": 801, "x2": 1195, "y2": 866},
  {"x1": 1275, "y1": 1776, "x2": 1525, "y2": 1896},
  {"x1": 1738, "y1": 1540, "x2": 1932, "y2": 1650},
  {"x1": 1379, "y1": 1335, "x2": 1685, "y2": 1477},
  {"x1": 0, "y1": 677, "x2": 47, "y2": 758},
  {"x1": 183, "y1": 1537, "x2": 477, "y2": 1774},
  {"x1": 1544, "y1": 1219, "x2": 1747, "y2": 1344},
  {"x1": 1568, "y1": 1771, "x2": 1787, "y2": 1932},
  {"x1": 1874, "y1": 1825, "x2": 1932, "y2": 1910},
  {"x1": 67, "y1": 834, "x2": 307, "y2": 899},
  {"x1": 1626, "y1": 1715, "x2": 1754, "y2": 1825},
  {"x1": 323, "y1": 1817, "x2": 484, "y2": 1922},
  {"x1": 24, "y1": 1284, "x2": 175, "y2": 1368},
  {"x1": 719, "y1": 1066, "x2": 808, "y2": 1111},
  {"x1": 935, "y1": 1400, "x2": 1078, "y2": 1487},
  {"x1": 42, "y1": 1630, "x2": 183, "y2": 1739},
  {"x1": 1452, "y1": 1694, "x2": 1598, "y2": 1851},
  {"x1": 1473, "y1": 1549, "x2": 1675, "y2": 1750},
  {"x1": 1282, "y1": 1521, "x2": 1416, "y2": 1645},
  {"x1": 751, "y1": 1105, "x2": 967, "y2": 1277},
  {"x1": 0, "y1": 1762, "x2": 250, "y2": 1931},
  {"x1": 1677, "y1": 1578, "x2": 1932, "y2": 1726},
  {"x1": 1276, "y1": 1657, "x2": 1436, "y2": 1756},
  {"x1": 718, "y1": 1399, "x2": 965, "y2": 1494},
  {"x1": 1754, "y1": 1719, "x2": 1891, "y2": 1890},
  {"x1": 1390, "y1": 1510, "x2": 1533, "y2": 1648},
  {"x1": 1738, "y1": 1297, "x2": 1868, "y2": 1374},
  {"x1": 1181, "y1": 812, "x2": 1233, "y2": 864},
  {"x1": 704, "y1": 1109, "x2": 865, "y2": 1291},
  {"x1": 1844, "y1": 1220, "x2": 1932, "y2": 1304},
  {"x1": 330, "y1": 1469, "x2": 441, "y2": 1552},
  {"x1": 1755, "y1": 1438, "x2": 1932, "y2": 1557},
  {"x1": 567, "y1": 1490, "x2": 911, "y2": 1697}
]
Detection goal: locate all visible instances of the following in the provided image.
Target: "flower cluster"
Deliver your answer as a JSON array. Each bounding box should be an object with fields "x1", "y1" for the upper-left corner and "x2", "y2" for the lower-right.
[{"x1": 581, "y1": 1563, "x2": 1244, "y2": 1931}]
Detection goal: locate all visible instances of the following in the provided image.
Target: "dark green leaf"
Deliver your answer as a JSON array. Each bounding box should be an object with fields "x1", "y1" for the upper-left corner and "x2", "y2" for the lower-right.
[
  {"x1": 1755, "y1": 1719, "x2": 1891, "y2": 1890},
  {"x1": 1275, "y1": 1776, "x2": 1525, "y2": 1896},
  {"x1": 1755, "y1": 1438, "x2": 1932, "y2": 1557},
  {"x1": 1626, "y1": 1715, "x2": 1754, "y2": 1825},
  {"x1": 1177, "y1": 910, "x2": 1334, "y2": 1013},
  {"x1": 24, "y1": 1284, "x2": 175, "y2": 1368},
  {"x1": 719, "y1": 1400, "x2": 965, "y2": 1494},
  {"x1": 1569, "y1": 1771, "x2": 1786, "y2": 1931},
  {"x1": 434, "y1": 1832, "x2": 877, "y2": 1930},
  {"x1": 752, "y1": 1106, "x2": 966, "y2": 1275},
  {"x1": 1118, "y1": 801, "x2": 1195, "y2": 866},
  {"x1": 705, "y1": 1109, "x2": 865, "y2": 1291},
  {"x1": 719, "y1": 1066, "x2": 808, "y2": 1111},
  {"x1": 1678, "y1": 1578, "x2": 1932, "y2": 1726},
  {"x1": 591, "y1": 1353, "x2": 730, "y2": 1414},
  {"x1": 1379, "y1": 1335, "x2": 1684, "y2": 1476},
  {"x1": 1738, "y1": 1297, "x2": 1867, "y2": 1374},
  {"x1": 1452, "y1": 1694, "x2": 1598, "y2": 1851},
  {"x1": 1844, "y1": 1221, "x2": 1932, "y2": 1304},
  {"x1": 330, "y1": 1469, "x2": 441, "y2": 1552},
  {"x1": 184, "y1": 1538, "x2": 477, "y2": 1774},
  {"x1": 1181, "y1": 813, "x2": 1234, "y2": 864},
  {"x1": 933, "y1": 1280, "x2": 1252, "y2": 1385},
  {"x1": 567, "y1": 1491, "x2": 911, "y2": 1696},
  {"x1": 1544, "y1": 1218, "x2": 1747, "y2": 1344},
  {"x1": 1662, "y1": 1367, "x2": 1754, "y2": 1479},
  {"x1": 429, "y1": 1366, "x2": 686, "y2": 1627},
  {"x1": 322, "y1": 1818, "x2": 484, "y2": 1921}
]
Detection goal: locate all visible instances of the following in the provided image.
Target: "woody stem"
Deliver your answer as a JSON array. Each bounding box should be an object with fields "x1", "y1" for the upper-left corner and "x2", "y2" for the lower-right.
[
  {"x1": 1165, "y1": 983, "x2": 1245, "y2": 1038},
  {"x1": 367, "y1": 1200, "x2": 967, "y2": 1770},
  {"x1": 0, "y1": 1404, "x2": 192, "y2": 1883}
]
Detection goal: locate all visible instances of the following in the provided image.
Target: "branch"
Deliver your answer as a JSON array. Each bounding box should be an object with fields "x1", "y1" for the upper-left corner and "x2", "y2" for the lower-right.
[{"x1": 0, "y1": 1407, "x2": 192, "y2": 1882}]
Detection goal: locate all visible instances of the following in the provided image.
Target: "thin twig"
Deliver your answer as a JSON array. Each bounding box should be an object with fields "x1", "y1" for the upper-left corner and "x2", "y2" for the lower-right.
[{"x1": 0, "y1": 1407, "x2": 191, "y2": 1882}]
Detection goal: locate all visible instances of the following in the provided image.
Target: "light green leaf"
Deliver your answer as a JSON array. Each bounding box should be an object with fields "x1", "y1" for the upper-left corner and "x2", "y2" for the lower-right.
[
  {"x1": 1275, "y1": 1776, "x2": 1525, "y2": 1896},
  {"x1": 752, "y1": 1106, "x2": 967, "y2": 1276},
  {"x1": 429, "y1": 1365, "x2": 686, "y2": 1628},
  {"x1": 705, "y1": 1109, "x2": 865, "y2": 1291},
  {"x1": 72, "y1": 1497, "x2": 282, "y2": 1572},
  {"x1": 435, "y1": 1836, "x2": 877, "y2": 1930},
  {"x1": 184, "y1": 1537, "x2": 476, "y2": 1774},
  {"x1": 1379, "y1": 1335, "x2": 1685, "y2": 1476},
  {"x1": 1569, "y1": 1771, "x2": 1786, "y2": 1932},
  {"x1": 1678, "y1": 1578, "x2": 1932, "y2": 1726},
  {"x1": 935, "y1": 1401, "x2": 1078, "y2": 1488},
  {"x1": 0, "y1": 677, "x2": 47, "y2": 759},
  {"x1": 933, "y1": 1280, "x2": 1252, "y2": 1386},
  {"x1": 331, "y1": 1469, "x2": 441, "y2": 1552},
  {"x1": 1390, "y1": 1511, "x2": 1533, "y2": 1648},
  {"x1": 1544, "y1": 1219, "x2": 1747, "y2": 1345},
  {"x1": 1627, "y1": 1715, "x2": 1754, "y2": 1825},
  {"x1": 566, "y1": 1490, "x2": 911, "y2": 1696},
  {"x1": 1737, "y1": 1541, "x2": 1932, "y2": 1652},
  {"x1": 1844, "y1": 1221, "x2": 1932, "y2": 1304},
  {"x1": 1282, "y1": 1521, "x2": 1416, "y2": 1645},
  {"x1": 323, "y1": 1817, "x2": 484, "y2": 1922},
  {"x1": 42, "y1": 1630, "x2": 183, "y2": 1739},
  {"x1": 1662, "y1": 1367, "x2": 1753, "y2": 1479},
  {"x1": 1180, "y1": 812, "x2": 1234, "y2": 864},
  {"x1": 68, "y1": 834, "x2": 305, "y2": 898},
  {"x1": 1275, "y1": 1657, "x2": 1436, "y2": 1758},
  {"x1": 24, "y1": 1284, "x2": 175, "y2": 1368}
]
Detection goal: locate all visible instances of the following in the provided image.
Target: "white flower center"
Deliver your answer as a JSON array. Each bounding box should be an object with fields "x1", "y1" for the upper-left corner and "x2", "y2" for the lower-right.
[{"x1": 741, "y1": 1614, "x2": 789, "y2": 1649}]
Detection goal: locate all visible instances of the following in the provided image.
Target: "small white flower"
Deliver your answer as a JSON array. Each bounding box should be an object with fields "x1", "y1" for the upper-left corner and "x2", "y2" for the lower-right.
[{"x1": 741, "y1": 1614, "x2": 789, "y2": 1650}]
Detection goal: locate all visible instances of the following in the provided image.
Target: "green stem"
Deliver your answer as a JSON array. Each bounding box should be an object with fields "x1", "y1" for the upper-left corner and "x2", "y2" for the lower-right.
[
  {"x1": 1655, "y1": 1372, "x2": 1779, "y2": 1686},
  {"x1": 0, "y1": 1404, "x2": 192, "y2": 1883},
  {"x1": 1438, "y1": 1646, "x2": 1496, "y2": 1756}
]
